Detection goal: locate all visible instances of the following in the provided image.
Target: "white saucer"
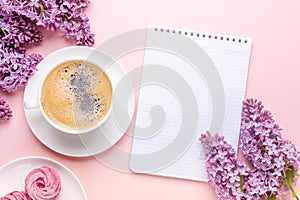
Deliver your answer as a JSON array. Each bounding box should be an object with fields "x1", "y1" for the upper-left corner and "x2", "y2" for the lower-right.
[
  {"x1": 24, "y1": 46, "x2": 135, "y2": 157},
  {"x1": 0, "y1": 156, "x2": 87, "y2": 199}
]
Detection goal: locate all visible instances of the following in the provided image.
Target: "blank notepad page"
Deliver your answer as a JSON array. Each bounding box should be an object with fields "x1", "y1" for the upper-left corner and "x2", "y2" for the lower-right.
[{"x1": 130, "y1": 26, "x2": 252, "y2": 181}]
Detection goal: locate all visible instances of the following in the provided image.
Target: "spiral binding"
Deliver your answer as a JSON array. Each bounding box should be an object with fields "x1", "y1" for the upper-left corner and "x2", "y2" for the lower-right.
[{"x1": 153, "y1": 27, "x2": 248, "y2": 44}]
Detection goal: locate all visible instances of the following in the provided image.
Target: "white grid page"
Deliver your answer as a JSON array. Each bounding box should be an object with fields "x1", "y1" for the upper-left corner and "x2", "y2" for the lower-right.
[{"x1": 130, "y1": 26, "x2": 252, "y2": 181}]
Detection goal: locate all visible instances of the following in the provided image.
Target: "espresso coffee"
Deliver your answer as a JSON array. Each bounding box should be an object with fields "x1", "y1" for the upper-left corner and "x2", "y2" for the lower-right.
[{"x1": 41, "y1": 60, "x2": 112, "y2": 131}]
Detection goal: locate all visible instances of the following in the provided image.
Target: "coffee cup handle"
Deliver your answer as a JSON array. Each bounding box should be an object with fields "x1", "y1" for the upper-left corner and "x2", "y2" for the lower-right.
[{"x1": 24, "y1": 99, "x2": 39, "y2": 109}]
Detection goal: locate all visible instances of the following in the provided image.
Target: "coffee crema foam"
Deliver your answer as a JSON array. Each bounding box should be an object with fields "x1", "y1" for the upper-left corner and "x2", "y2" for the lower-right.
[{"x1": 41, "y1": 60, "x2": 112, "y2": 131}]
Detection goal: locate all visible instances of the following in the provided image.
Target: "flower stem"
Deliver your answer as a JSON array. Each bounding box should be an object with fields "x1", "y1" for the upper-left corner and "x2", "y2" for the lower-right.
[
  {"x1": 283, "y1": 176, "x2": 299, "y2": 200},
  {"x1": 289, "y1": 185, "x2": 299, "y2": 200}
]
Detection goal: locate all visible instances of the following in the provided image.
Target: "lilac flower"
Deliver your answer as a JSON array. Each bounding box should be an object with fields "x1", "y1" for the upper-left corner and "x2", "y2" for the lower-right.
[
  {"x1": 1, "y1": 0, "x2": 95, "y2": 46},
  {"x1": 200, "y1": 132, "x2": 261, "y2": 200},
  {"x1": 241, "y1": 99, "x2": 300, "y2": 199},
  {"x1": 1, "y1": 0, "x2": 59, "y2": 30},
  {"x1": 0, "y1": 97, "x2": 12, "y2": 121},
  {"x1": 201, "y1": 113, "x2": 300, "y2": 200},
  {"x1": 0, "y1": 51, "x2": 43, "y2": 92},
  {"x1": 0, "y1": 9, "x2": 42, "y2": 53},
  {"x1": 56, "y1": 0, "x2": 95, "y2": 46}
]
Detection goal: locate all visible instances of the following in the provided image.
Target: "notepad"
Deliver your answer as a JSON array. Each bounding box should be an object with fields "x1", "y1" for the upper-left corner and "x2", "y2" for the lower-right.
[{"x1": 130, "y1": 26, "x2": 252, "y2": 181}]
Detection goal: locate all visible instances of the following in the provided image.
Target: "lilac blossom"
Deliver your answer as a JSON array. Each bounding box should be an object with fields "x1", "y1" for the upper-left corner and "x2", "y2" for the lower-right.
[
  {"x1": 240, "y1": 99, "x2": 300, "y2": 199},
  {"x1": 0, "y1": 9, "x2": 42, "y2": 53},
  {"x1": 199, "y1": 131, "x2": 298, "y2": 200},
  {"x1": 0, "y1": 51, "x2": 43, "y2": 92},
  {"x1": 1, "y1": 0, "x2": 95, "y2": 46},
  {"x1": 57, "y1": 0, "x2": 95, "y2": 46},
  {"x1": 0, "y1": 5, "x2": 43, "y2": 92},
  {"x1": 200, "y1": 132, "x2": 261, "y2": 200},
  {"x1": 0, "y1": 97, "x2": 12, "y2": 121},
  {"x1": 200, "y1": 99, "x2": 300, "y2": 199}
]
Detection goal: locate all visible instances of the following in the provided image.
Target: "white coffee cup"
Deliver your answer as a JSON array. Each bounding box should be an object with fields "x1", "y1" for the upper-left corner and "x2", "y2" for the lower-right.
[{"x1": 24, "y1": 46, "x2": 115, "y2": 134}]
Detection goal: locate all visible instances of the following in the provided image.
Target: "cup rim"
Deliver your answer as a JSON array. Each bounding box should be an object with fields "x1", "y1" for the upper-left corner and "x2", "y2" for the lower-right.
[{"x1": 38, "y1": 58, "x2": 114, "y2": 135}]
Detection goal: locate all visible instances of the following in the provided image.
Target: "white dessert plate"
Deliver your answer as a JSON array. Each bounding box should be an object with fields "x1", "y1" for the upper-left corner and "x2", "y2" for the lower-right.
[
  {"x1": 0, "y1": 156, "x2": 87, "y2": 199},
  {"x1": 24, "y1": 46, "x2": 135, "y2": 157}
]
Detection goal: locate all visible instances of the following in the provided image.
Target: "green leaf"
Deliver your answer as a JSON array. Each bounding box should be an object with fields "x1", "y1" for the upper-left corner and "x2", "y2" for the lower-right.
[
  {"x1": 286, "y1": 166, "x2": 296, "y2": 183},
  {"x1": 269, "y1": 195, "x2": 276, "y2": 200},
  {"x1": 239, "y1": 175, "x2": 245, "y2": 192},
  {"x1": 283, "y1": 166, "x2": 299, "y2": 200}
]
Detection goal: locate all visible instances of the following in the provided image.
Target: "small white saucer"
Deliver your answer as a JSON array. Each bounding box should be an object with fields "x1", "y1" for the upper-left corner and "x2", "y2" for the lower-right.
[
  {"x1": 0, "y1": 156, "x2": 87, "y2": 199},
  {"x1": 24, "y1": 46, "x2": 135, "y2": 157}
]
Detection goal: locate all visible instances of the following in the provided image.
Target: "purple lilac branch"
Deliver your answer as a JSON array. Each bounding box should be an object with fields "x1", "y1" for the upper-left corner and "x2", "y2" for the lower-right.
[
  {"x1": 200, "y1": 99, "x2": 300, "y2": 200},
  {"x1": 200, "y1": 132, "x2": 261, "y2": 200},
  {"x1": 0, "y1": 51, "x2": 43, "y2": 92},
  {"x1": 0, "y1": 9, "x2": 43, "y2": 53},
  {"x1": 240, "y1": 98, "x2": 300, "y2": 199},
  {"x1": 0, "y1": 6, "x2": 43, "y2": 92},
  {"x1": 1, "y1": 0, "x2": 95, "y2": 46},
  {"x1": 0, "y1": 97, "x2": 12, "y2": 121}
]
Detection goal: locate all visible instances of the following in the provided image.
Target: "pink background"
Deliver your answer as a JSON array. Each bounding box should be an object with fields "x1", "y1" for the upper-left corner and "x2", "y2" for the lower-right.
[{"x1": 1, "y1": 0, "x2": 300, "y2": 199}]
